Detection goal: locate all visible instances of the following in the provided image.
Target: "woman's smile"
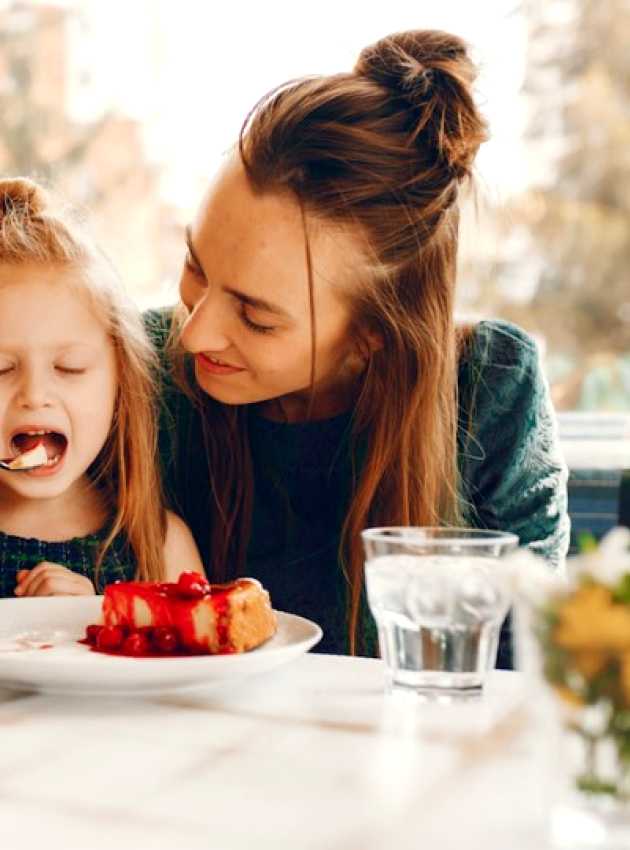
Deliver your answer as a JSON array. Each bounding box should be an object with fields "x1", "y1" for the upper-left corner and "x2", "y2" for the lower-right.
[{"x1": 195, "y1": 352, "x2": 246, "y2": 375}]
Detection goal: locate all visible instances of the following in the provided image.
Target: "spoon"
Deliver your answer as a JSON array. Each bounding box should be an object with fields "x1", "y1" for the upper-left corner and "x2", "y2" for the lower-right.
[{"x1": 0, "y1": 442, "x2": 48, "y2": 472}]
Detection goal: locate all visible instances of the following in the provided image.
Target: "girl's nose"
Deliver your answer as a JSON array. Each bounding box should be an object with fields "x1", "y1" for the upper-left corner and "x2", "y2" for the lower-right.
[
  {"x1": 179, "y1": 294, "x2": 231, "y2": 354},
  {"x1": 16, "y1": 368, "x2": 53, "y2": 410}
]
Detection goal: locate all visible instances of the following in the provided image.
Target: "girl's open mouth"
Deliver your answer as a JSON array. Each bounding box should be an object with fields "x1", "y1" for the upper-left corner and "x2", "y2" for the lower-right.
[{"x1": 11, "y1": 430, "x2": 68, "y2": 472}]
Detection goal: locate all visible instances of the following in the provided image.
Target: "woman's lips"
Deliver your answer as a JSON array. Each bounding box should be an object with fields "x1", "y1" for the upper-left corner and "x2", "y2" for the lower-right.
[{"x1": 195, "y1": 353, "x2": 245, "y2": 376}]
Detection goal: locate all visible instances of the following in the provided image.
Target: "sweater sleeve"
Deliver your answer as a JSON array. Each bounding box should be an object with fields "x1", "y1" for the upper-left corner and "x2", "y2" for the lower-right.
[{"x1": 458, "y1": 320, "x2": 570, "y2": 572}]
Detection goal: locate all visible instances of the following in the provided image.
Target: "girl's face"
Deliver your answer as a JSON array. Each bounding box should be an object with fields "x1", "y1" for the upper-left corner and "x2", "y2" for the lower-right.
[
  {"x1": 0, "y1": 264, "x2": 118, "y2": 503},
  {"x1": 179, "y1": 156, "x2": 369, "y2": 421}
]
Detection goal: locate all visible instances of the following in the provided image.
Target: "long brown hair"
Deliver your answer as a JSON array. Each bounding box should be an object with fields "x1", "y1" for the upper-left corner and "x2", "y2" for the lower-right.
[
  {"x1": 176, "y1": 30, "x2": 488, "y2": 652},
  {"x1": 0, "y1": 177, "x2": 166, "y2": 582}
]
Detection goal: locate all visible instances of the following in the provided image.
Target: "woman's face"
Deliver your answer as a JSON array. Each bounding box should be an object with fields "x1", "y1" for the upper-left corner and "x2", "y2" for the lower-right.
[{"x1": 178, "y1": 156, "x2": 368, "y2": 420}]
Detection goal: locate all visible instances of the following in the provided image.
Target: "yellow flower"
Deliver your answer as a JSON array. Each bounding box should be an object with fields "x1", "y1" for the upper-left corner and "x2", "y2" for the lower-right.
[
  {"x1": 554, "y1": 585, "x2": 630, "y2": 651},
  {"x1": 553, "y1": 684, "x2": 584, "y2": 707},
  {"x1": 620, "y1": 652, "x2": 630, "y2": 707},
  {"x1": 572, "y1": 650, "x2": 608, "y2": 680}
]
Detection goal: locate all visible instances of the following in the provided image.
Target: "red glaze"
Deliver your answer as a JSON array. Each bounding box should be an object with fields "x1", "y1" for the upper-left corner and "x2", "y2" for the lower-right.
[
  {"x1": 176, "y1": 571, "x2": 211, "y2": 598},
  {"x1": 96, "y1": 625, "x2": 125, "y2": 651},
  {"x1": 153, "y1": 627, "x2": 179, "y2": 653},
  {"x1": 85, "y1": 624, "x2": 102, "y2": 645},
  {"x1": 86, "y1": 573, "x2": 254, "y2": 657},
  {"x1": 122, "y1": 632, "x2": 151, "y2": 656}
]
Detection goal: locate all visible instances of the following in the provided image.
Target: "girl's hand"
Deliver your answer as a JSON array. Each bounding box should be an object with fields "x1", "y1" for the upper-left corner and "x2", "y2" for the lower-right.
[{"x1": 14, "y1": 563, "x2": 96, "y2": 597}]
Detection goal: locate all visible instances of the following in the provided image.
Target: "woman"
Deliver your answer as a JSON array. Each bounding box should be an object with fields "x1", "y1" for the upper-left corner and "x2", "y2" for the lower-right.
[{"x1": 146, "y1": 29, "x2": 569, "y2": 662}]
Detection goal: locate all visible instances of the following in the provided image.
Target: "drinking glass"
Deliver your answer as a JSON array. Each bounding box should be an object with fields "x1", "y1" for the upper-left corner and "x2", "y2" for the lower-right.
[{"x1": 362, "y1": 527, "x2": 518, "y2": 700}]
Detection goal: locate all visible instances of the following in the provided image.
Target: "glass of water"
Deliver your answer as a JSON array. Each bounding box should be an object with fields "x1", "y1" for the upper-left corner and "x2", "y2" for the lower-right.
[{"x1": 362, "y1": 527, "x2": 519, "y2": 700}]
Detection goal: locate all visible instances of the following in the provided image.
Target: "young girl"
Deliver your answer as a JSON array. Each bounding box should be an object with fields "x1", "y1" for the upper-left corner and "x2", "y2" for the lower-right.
[
  {"x1": 147, "y1": 29, "x2": 570, "y2": 662},
  {"x1": 0, "y1": 177, "x2": 203, "y2": 598}
]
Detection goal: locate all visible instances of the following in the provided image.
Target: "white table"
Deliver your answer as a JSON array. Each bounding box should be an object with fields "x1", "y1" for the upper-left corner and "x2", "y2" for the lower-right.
[{"x1": 0, "y1": 654, "x2": 549, "y2": 850}]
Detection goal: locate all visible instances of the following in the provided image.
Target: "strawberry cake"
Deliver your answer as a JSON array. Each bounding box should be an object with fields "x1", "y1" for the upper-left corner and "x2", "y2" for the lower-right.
[{"x1": 84, "y1": 572, "x2": 277, "y2": 657}]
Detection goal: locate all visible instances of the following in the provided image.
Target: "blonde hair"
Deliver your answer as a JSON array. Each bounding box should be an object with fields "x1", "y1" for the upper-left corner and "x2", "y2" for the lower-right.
[{"x1": 0, "y1": 177, "x2": 166, "y2": 582}]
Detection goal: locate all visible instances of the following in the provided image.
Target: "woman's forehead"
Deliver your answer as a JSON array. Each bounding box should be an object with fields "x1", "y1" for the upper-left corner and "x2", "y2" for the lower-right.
[{"x1": 192, "y1": 158, "x2": 367, "y2": 306}]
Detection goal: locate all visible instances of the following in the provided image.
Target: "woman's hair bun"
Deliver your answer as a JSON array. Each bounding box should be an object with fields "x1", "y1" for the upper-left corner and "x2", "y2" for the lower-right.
[
  {"x1": 0, "y1": 177, "x2": 48, "y2": 218},
  {"x1": 355, "y1": 30, "x2": 488, "y2": 180}
]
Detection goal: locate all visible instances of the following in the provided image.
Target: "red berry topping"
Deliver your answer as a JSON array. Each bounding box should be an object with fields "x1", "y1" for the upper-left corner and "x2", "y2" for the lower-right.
[
  {"x1": 153, "y1": 627, "x2": 179, "y2": 654},
  {"x1": 96, "y1": 625, "x2": 124, "y2": 651},
  {"x1": 85, "y1": 624, "x2": 102, "y2": 645},
  {"x1": 176, "y1": 571, "x2": 211, "y2": 599},
  {"x1": 122, "y1": 631, "x2": 151, "y2": 656}
]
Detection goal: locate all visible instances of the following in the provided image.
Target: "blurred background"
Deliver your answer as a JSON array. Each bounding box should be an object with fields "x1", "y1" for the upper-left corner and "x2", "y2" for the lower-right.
[{"x1": 1, "y1": 0, "x2": 629, "y2": 451}]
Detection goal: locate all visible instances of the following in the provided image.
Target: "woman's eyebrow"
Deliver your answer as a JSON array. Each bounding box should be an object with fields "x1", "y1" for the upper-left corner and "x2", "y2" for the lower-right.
[
  {"x1": 223, "y1": 286, "x2": 291, "y2": 319},
  {"x1": 184, "y1": 226, "x2": 206, "y2": 276},
  {"x1": 184, "y1": 225, "x2": 291, "y2": 320}
]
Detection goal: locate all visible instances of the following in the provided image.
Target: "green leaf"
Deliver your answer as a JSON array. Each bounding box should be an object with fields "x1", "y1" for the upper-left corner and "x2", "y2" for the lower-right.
[
  {"x1": 577, "y1": 532, "x2": 599, "y2": 554},
  {"x1": 612, "y1": 573, "x2": 630, "y2": 604},
  {"x1": 576, "y1": 775, "x2": 619, "y2": 796}
]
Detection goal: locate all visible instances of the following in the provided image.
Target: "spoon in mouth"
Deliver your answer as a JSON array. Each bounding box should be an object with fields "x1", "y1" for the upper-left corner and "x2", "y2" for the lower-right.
[{"x1": 0, "y1": 442, "x2": 48, "y2": 472}]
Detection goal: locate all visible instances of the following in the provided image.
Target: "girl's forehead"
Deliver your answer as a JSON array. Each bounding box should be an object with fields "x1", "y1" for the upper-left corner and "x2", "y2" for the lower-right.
[
  {"x1": 0, "y1": 263, "x2": 110, "y2": 343},
  {"x1": 0, "y1": 260, "x2": 95, "y2": 293}
]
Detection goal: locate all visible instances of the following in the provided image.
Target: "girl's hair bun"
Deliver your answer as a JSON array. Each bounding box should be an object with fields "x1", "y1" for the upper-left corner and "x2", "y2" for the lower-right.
[
  {"x1": 0, "y1": 177, "x2": 48, "y2": 218},
  {"x1": 355, "y1": 30, "x2": 487, "y2": 180}
]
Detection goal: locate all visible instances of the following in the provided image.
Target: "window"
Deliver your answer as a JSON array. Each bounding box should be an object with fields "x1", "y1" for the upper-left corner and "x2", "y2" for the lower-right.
[{"x1": 1, "y1": 0, "x2": 628, "y2": 422}]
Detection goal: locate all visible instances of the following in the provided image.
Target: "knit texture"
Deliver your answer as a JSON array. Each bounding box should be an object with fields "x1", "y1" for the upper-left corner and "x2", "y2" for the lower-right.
[{"x1": 0, "y1": 526, "x2": 137, "y2": 597}]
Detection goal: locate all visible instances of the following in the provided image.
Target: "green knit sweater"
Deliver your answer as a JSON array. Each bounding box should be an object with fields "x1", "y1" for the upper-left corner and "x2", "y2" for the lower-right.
[
  {"x1": 0, "y1": 526, "x2": 137, "y2": 598},
  {"x1": 145, "y1": 310, "x2": 570, "y2": 661}
]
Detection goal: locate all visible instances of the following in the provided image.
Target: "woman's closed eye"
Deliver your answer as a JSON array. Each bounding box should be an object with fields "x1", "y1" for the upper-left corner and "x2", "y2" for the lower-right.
[{"x1": 239, "y1": 305, "x2": 276, "y2": 335}]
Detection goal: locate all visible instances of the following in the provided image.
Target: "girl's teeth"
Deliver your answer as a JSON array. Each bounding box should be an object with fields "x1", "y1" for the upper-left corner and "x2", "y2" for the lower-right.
[{"x1": 44, "y1": 455, "x2": 60, "y2": 467}]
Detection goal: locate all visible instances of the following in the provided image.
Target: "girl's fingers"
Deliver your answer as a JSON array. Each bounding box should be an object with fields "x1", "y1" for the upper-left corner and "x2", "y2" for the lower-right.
[
  {"x1": 15, "y1": 563, "x2": 95, "y2": 597},
  {"x1": 15, "y1": 561, "x2": 65, "y2": 596},
  {"x1": 22, "y1": 572, "x2": 94, "y2": 597}
]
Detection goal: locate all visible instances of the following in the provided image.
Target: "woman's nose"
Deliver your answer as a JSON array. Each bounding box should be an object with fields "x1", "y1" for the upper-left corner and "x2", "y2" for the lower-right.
[{"x1": 179, "y1": 294, "x2": 231, "y2": 354}]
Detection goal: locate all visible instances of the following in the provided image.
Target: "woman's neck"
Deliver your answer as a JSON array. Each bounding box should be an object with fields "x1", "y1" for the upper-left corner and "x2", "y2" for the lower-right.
[
  {"x1": 0, "y1": 476, "x2": 109, "y2": 542},
  {"x1": 259, "y1": 366, "x2": 364, "y2": 424}
]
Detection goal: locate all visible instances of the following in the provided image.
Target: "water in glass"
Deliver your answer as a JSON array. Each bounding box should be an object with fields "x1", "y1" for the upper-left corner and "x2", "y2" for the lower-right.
[{"x1": 363, "y1": 528, "x2": 517, "y2": 699}]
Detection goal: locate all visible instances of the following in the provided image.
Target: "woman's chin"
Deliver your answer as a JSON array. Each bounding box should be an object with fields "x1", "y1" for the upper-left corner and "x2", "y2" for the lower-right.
[{"x1": 194, "y1": 366, "x2": 251, "y2": 404}]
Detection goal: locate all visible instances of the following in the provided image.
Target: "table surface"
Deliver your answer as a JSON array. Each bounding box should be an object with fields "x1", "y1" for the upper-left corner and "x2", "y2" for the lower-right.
[{"x1": 0, "y1": 653, "x2": 551, "y2": 850}]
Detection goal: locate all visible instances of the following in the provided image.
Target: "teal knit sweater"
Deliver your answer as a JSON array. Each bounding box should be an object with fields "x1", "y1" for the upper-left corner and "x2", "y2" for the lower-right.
[{"x1": 145, "y1": 310, "x2": 570, "y2": 661}]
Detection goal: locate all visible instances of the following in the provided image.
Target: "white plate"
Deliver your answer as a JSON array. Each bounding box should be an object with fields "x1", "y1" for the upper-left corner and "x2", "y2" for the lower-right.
[{"x1": 0, "y1": 596, "x2": 322, "y2": 695}]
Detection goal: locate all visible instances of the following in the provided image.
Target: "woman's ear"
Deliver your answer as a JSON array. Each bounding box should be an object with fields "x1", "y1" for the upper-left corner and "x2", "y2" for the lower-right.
[
  {"x1": 355, "y1": 327, "x2": 384, "y2": 361},
  {"x1": 364, "y1": 328, "x2": 384, "y2": 353}
]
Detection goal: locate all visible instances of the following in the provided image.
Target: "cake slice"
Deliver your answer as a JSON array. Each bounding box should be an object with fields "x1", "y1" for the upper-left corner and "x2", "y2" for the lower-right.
[
  {"x1": 7, "y1": 442, "x2": 48, "y2": 469},
  {"x1": 88, "y1": 572, "x2": 277, "y2": 656}
]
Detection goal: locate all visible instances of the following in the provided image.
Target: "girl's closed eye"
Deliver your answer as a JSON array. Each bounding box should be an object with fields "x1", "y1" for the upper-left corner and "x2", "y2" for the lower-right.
[
  {"x1": 55, "y1": 364, "x2": 87, "y2": 375},
  {"x1": 0, "y1": 360, "x2": 14, "y2": 375}
]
